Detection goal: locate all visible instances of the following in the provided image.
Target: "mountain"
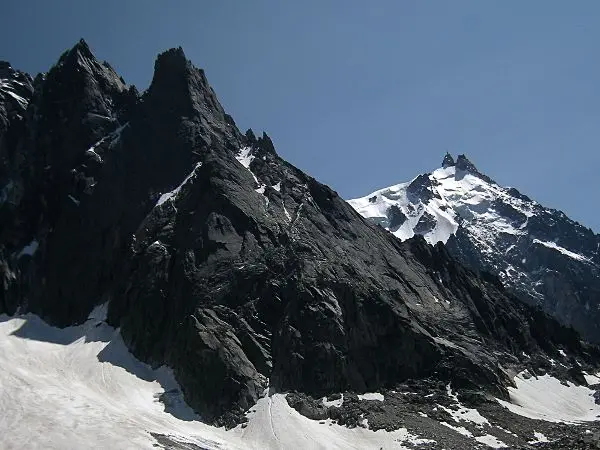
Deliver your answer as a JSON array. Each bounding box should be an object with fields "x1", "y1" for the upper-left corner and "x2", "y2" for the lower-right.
[
  {"x1": 349, "y1": 154, "x2": 600, "y2": 345},
  {"x1": 2, "y1": 41, "x2": 600, "y2": 449}
]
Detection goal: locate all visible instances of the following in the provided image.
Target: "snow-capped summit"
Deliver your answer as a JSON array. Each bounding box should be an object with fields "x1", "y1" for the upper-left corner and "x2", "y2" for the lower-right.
[
  {"x1": 348, "y1": 154, "x2": 538, "y2": 246},
  {"x1": 349, "y1": 155, "x2": 600, "y2": 343}
]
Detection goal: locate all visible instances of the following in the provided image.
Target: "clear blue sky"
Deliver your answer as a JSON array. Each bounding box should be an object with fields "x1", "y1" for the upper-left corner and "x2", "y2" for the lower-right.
[{"x1": 2, "y1": 1, "x2": 599, "y2": 231}]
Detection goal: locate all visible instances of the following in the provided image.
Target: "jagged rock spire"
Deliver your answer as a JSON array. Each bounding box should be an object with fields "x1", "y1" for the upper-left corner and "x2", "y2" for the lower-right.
[
  {"x1": 146, "y1": 46, "x2": 227, "y2": 121},
  {"x1": 455, "y1": 154, "x2": 478, "y2": 173},
  {"x1": 48, "y1": 39, "x2": 126, "y2": 103},
  {"x1": 0, "y1": 61, "x2": 14, "y2": 76},
  {"x1": 442, "y1": 152, "x2": 455, "y2": 168}
]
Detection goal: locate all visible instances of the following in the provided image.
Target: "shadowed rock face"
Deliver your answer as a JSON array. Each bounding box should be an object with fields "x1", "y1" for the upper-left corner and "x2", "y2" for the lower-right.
[
  {"x1": 1, "y1": 40, "x2": 598, "y2": 426},
  {"x1": 0, "y1": 61, "x2": 34, "y2": 223},
  {"x1": 387, "y1": 204, "x2": 407, "y2": 229}
]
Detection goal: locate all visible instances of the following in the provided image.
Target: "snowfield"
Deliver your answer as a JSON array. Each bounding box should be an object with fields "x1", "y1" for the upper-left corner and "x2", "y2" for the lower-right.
[
  {"x1": 3, "y1": 310, "x2": 600, "y2": 449},
  {"x1": 497, "y1": 371, "x2": 600, "y2": 424},
  {"x1": 0, "y1": 311, "x2": 230, "y2": 450},
  {"x1": 0, "y1": 312, "x2": 433, "y2": 449}
]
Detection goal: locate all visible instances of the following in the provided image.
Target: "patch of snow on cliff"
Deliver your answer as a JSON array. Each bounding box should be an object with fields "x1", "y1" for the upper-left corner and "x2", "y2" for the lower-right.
[
  {"x1": 532, "y1": 239, "x2": 590, "y2": 262},
  {"x1": 236, "y1": 147, "x2": 268, "y2": 205},
  {"x1": 529, "y1": 431, "x2": 550, "y2": 444},
  {"x1": 236, "y1": 146, "x2": 254, "y2": 169},
  {"x1": 5, "y1": 89, "x2": 28, "y2": 108},
  {"x1": 17, "y1": 240, "x2": 39, "y2": 258},
  {"x1": 475, "y1": 434, "x2": 508, "y2": 448},
  {"x1": 0, "y1": 79, "x2": 29, "y2": 109},
  {"x1": 156, "y1": 162, "x2": 202, "y2": 207}
]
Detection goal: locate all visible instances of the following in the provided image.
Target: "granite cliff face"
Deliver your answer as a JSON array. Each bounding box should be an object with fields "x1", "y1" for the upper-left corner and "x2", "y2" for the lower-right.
[
  {"x1": 350, "y1": 154, "x2": 600, "y2": 344},
  {"x1": 1, "y1": 41, "x2": 599, "y2": 430}
]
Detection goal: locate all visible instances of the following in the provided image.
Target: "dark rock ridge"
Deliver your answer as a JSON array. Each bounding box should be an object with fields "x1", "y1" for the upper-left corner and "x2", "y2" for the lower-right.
[{"x1": 1, "y1": 40, "x2": 599, "y2": 428}]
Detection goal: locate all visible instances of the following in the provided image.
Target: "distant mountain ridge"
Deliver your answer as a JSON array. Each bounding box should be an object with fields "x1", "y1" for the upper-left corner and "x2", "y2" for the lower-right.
[{"x1": 349, "y1": 153, "x2": 600, "y2": 343}]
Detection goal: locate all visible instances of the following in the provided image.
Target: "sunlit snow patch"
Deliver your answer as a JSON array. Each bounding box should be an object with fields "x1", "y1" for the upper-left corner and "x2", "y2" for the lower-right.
[
  {"x1": 156, "y1": 162, "x2": 202, "y2": 207},
  {"x1": 436, "y1": 384, "x2": 511, "y2": 448},
  {"x1": 236, "y1": 147, "x2": 268, "y2": 206},
  {"x1": 236, "y1": 393, "x2": 434, "y2": 449},
  {"x1": 5, "y1": 89, "x2": 29, "y2": 108},
  {"x1": 357, "y1": 392, "x2": 384, "y2": 402},
  {"x1": 529, "y1": 431, "x2": 550, "y2": 444},
  {"x1": 0, "y1": 79, "x2": 29, "y2": 109},
  {"x1": 439, "y1": 423, "x2": 508, "y2": 448},
  {"x1": 475, "y1": 434, "x2": 508, "y2": 448},
  {"x1": 84, "y1": 122, "x2": 129, "y2": 164},
  {"x1": 322, "y1": 394, "x2": 344, "y2": 407},
  {"x1": 583, "y1": 372, "x2": 600, "y2": 386},
  {"x1": 236, "y1": 146, "x2": 255, "y2": 169},
  {"x1": 439, "y1": 384, "x2": 489, "y2": 427},
  {"x1": 497, "y1": 372, "x2": 600, "y2": 423}
]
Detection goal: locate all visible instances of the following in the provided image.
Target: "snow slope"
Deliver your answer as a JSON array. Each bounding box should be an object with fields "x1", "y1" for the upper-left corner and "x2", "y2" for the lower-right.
[
  {"x1": 496, "y1": 372, "x2": 600, "y2": 424},
  {"x1": 0, "y1": 311, "x2": 231, "y2": 450},
  {"x1": 0, "y1": 312, "x2": 434, "y2": 449}
]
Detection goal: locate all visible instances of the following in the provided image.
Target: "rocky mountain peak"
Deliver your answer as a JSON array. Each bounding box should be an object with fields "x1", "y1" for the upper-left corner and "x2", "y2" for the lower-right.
[
  {"x1": 53, "y1": 39, "x2": 122, "y2": 86},
  {"x1": 146, "y1": 47, "x2": 227, "y2": 122},
  {"x1": 29, "y1": 40, "x2": 128, "y2": 171},
  {"x1": 441, "y1": 152, "x2": 455, "y2": 168},
  {"x1": 0, "y1": 61, "x2": 16, "y2": 78},
  {"x1": 154, "y1": 46, "x2": 189, "y2": 73},
  {"x1": 455, "y1": 154, "x2": 497, "y2": 184},
  {"x1": 455, "y1": 154, "x2": 478, "y2": 173},
  {"x1": 62, "y1": 38, "x2": 94, "y2": 62},
  {"x1": 44, "y1": 39, "x2": 126, "y2": 111}
]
